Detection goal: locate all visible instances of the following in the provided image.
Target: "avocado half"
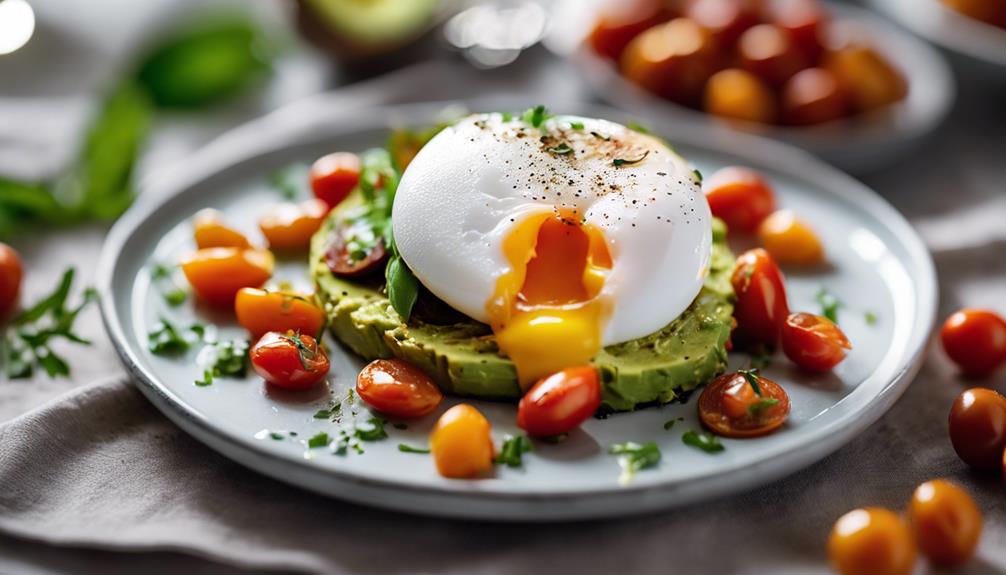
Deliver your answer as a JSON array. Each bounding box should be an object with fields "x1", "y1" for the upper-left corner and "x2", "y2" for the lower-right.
[{"x1": 310, "y1": 198, "x2": 735, "y2": 412}]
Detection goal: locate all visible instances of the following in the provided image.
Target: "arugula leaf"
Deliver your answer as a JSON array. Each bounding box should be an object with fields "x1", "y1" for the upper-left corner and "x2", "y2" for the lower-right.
[
  {"x1": 398, "y1": 444, "x2": 431, "y2": 454},
  {"x1": 682, "y1": 430, "x2": 724, "y2": 453},
  {"x1": 609, "y1": 441, "x2": 661, "y2": 482},
  {"x1": 494, "y1": 434, "x2": 533, "y2": 467},
  {"x1": 816, "y1": 288, "x2": 842, "y2": 324}
]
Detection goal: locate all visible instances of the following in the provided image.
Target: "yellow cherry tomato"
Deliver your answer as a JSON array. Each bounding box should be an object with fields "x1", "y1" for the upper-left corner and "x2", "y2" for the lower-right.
[
  {"x1": 430, "y1": 404, "x2": 494, "y2": 479},
  {"x1": 259, "y1": 199, "x2": 329, "y2": 251},
  {"x1": 234, "y1": 287, "x2": 326, "y2": 339},
  {"x1": 180, "y1": 248, "x2": 273, "y2": 308},
  {"x1": 829, "y1": 507, "x2": 916, "y2": 575},
  {"x1": 704, "y1": 68, "x2": 778, "y2": 125},
  {"x1": 192, "y1": 208, "x2": 250, "y2": 249},
  {"x1": 909, "y1": 480, "x2": 982, "y2": 567},
  {"x1": 757, "y1": 210, "x2": 824, "y2": 265}
]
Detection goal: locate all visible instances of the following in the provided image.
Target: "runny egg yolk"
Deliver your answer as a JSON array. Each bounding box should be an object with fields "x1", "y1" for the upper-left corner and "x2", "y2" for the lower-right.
[{"x1": 487, "y1": 212, "x2": 613, "y2": 389}]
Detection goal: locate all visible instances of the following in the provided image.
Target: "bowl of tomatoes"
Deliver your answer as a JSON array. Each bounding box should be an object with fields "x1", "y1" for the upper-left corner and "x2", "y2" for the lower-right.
[{"x1": 573, "y1": 0, "x2": 954, "y2": 173}]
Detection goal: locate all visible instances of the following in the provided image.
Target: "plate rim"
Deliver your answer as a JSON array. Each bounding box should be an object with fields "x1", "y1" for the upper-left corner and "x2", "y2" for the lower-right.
[{"x1": 97, "y1": 96, "x2": 938, "y2": 520}]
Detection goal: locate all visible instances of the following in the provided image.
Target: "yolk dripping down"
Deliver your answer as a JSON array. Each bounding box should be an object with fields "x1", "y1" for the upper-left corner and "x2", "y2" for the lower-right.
[{"x1": 487, "y1": 212, "x2": 613, "y2": 389}]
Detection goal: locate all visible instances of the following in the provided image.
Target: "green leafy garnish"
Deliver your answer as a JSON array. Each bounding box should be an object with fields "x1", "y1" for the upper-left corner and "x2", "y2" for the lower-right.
[
  {"x1": 148, "y1": 319, "x2": 193, "y2": 354},
  {"x1": 692, "y1": 168, "x2": 703, "y2": 183},
  {"x1": 612, "y1": 151, "x2": 650, "y2": 167},
  {"x1": 494, "y1": 434, "x2": 533, "y2": 467},
  {"x1": 865, "y1": 311, "x2": 878, "y2": 325},
  {"x1": 150, "y1": 263, "x2": 187, "y2": 306},
  {"x1": 307, "y1": 432, "x2": 331, "y2": 449},
  {"x1": 269, "y1": 432, "x2": 285, "y2": 441},
  {"x1": 590, "y1": 131, "x2": 610, "y2": 141},
  {"x1": 569, "y1": 121, "x2": 584, "y2": 130},
  {"x1": 398, "y1": 444, "x2": 431, "y2": 454},
  {"x1": 626, "y1": 121, "x2": 652, "y2": 134},
  {"x1": 747, "y1": 397, "x2": 780, "y2": 415},
  {"x1": 385, "y1": 242, "x2": 419, "y2": 322},
  {"x1": 682, "y1": 430, "x2": 724, "y2": 453},
  {"x1": 314, "y1": 407, "x2": 338, "y2": 419},
  {"x1": 354, "y1": 417, "x2": 388, "y2": 442},
  {"x1": 269, "y1": 163, "x2": 309, "y2": 200},
  {"x1": 663, "y1": 417, "x2": 683, "y2": 431},
  {"x1": 195, "y1": 370, "x2": 214, "y2": 387},
  {"x1": 205, "y1": 339, "x2": 249, "y2": 377},
  {"x1": 609, "y1": 441, "x2": 661, "y2": 482},
  {"x1": 750, "y1": 351, "x2": 772, "y2": 369},
  {"x1": 738, "y1": 368, "x2": 763, "y2": 396},
  {"x1": 521, "y1": 105, "x2": 551, "y2": 128},
  {"x1": 546, "y1": 143, "x2": 574, "y2": 155},
  {"x1": 816, "y1": 288, "x2": 842, "y2": 324},
  {"x1": 278, "y1": 332, "x2": 319, "y2": 370}
]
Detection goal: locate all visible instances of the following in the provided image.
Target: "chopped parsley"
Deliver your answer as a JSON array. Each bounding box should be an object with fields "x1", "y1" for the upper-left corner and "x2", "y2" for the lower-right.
[
  {"x1": 521, "y1": 105, "x2": 550, "y2": 128},
  {"x1": 546, "y1": 143, "x2": 574, "y2": 155},
  {"x1": 195, "y1": 370, "x2": 214, "y2": 387},
  {"x1": 307, "y1": 432, "x2": 331, "y2": 449},
  {"x1": 590, "y1": 131, "x2": 610, "y2": 141},
  {"x1": 314, "y1": 407, "x2": 338, "y2": 419},
  {"x1": 269, "y1": 432, "x2": 285, "y2": 441},
  {"x1": 865, "y1": 311, "x2": 878, "y2": 325},
  {"x1": 495, "y1": 434, "x2": 533, "y2": 467},
  {"x1": 738, "y1": 368, "x2": 763, "y2": 396},
  {"x1": 663, "y1": 417, "x2": 683, "y2": 431},
  {"x1": 569, "y1": 121, "x2": 584, "y2": 130},
  {"x1": 278, "y1": 332, "x2": 319, "y2": 370},
  {"x1": 682, "y1": 430, "x2": 724, "y2": 453},
  {"x1": 150, "y1": 263, "x2": 187, "y2": 306},
  {"x1": 398, "y1": 443, "x2": 431, "y2": 454},
  {"x1": 748, "y1": 397, "x2": 780, "y2": 415},
  {"x1": 207, "y1": 339, "x2": 249, "y2": 377},
  {"x1": 609, "y1": 441, "x2": 661, "y2": 482},
  {"x1": 612, "y1": 151, "x2": 649, "y2": 167},
  {"x1": 692, "y1": 168, "x2": 703, "y2": 183},
  {"x1": 501, "y1": 112, "x2": 513, "y2": 122},
  {"x1": 816, "y1": 288, "x2": 842, "y2": 324},
  {"x1": 354, "y1": 417, "x2": 388, "y2": 442},
  {"x1": 148, "y1": 318, "x2": 202, "y2": 355}
]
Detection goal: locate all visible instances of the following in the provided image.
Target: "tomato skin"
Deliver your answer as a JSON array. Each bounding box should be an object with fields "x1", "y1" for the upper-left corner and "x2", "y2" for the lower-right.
[
  {"x1": 781, "y1": 68, "x2": 848, "y2": 126},
  {"x1": 948, "y1": 388, "x2": 1006, "y2": 471},
  {"x1": 781, "y1": 312, "x2": 851, "y2": 372},
  {"x1": 731, "y1": 248, "x2": 790, "y2": 349},
  {"x1": 430, "y1": 404, "x2": 494, "y2": 479},
  {"x1": 588, "y1": 0, "x2": 670, "y2": 61},
  {"x1": 192, "y1": 208, "x2": 250, "y2": 249},
  {"x1": 250, "y1": 331, "x2": 329, "y2": 390},
  {"x1": 234, "y1": 288, "x2": 326, "y2": 339},
  {"x1": 310, "y1": 152, "x2": 361, "y2": 209},
  {"x1": 909, "y1": 479, "x2": 982, "y2": 567},
  {"x1": 517, "y1": 366, "x2": 602, "y2": 437},
  {"x1": 356, "y1": 359, "x2": 443, "y2": 419},
  {"x1": 765, "y1": 0, "x2": 828, "y2": 63},
  {"x1": 704, "y1": 167, "x2": 777, "y2": 233},
  {"x1": 259, "y1": 199, "x2": 329, "y2": 251},
  {"x1": 698, "y1": 371, "x2": 791, "y2": 438},
  {"x1": 620, "y1": 18, "x2": 718, "y2": 107},
  {"x1": 180, "y1": 248, "x2": 273, "y2": 308},
  {"x1": 828, "y1": 508, "x2": 917, "y2": 575},
  {"x1": 940, "y1": 309, "x2": 1006, "y2": 377},
  {"x1": 704, "y1": 68, "x2": 778, "y2": 124},
  {"x1": 0, "y1": 243, "x2": 23, "y2": 318},
  {"x1": 738, "y1": 24, "x2": 808, "y2": 88}
]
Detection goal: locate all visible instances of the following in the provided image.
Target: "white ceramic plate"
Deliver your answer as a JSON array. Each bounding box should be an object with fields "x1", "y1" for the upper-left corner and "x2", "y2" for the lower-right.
[
  {"x1": 570, "y1": 2, "x2": 954, "y2": 174},
  {"x1": 98, "y1": 97, "x2": 937, "y2": 521}
]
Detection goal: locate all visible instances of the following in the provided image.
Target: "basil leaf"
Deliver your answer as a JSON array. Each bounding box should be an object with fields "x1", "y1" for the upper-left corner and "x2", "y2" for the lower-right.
[{"x1": 386, "y1": 254, "x2": 419, "y2": 322}]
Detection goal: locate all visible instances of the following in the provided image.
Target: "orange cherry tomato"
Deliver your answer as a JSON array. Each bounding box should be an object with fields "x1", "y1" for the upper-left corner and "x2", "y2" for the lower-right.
[
  {"x1": 356, "y1": 359, "x2": 444, "y2": 419},
  {"x1": 738, "y1": 24, "x2": 808, "y2": 87},
  {"x1": 180, "y1": 248, "x2": 273, "y2": 308},
  {"x1": 192, "y1": 208, "x2": 251, "y2": 250},
  {"x1": 250, "y1": 331, "x2": 329, "y2": 390},
  {"x1": 0, "y1": 242, "x2": 23, "y2": 318},
  {"x1": 731, "y1": 248, "x2": 790, "y2": 349},
  {"x1": 781, "y1": 67, "x2": 848, "y2": 126},
  {"x1": 829, "y1": 508, "x2": 917, "y2": 575},
  {"x1": 781, "y1": 312, "x2": 851, "y2": 372},
  {"x1": 948, "y1": 388, "x2": 1006, "y2": 471},
  {"x1": 259, "y1": 198, "x2": 329, "y2": 251},
  {"x1": 824, "y1": 42, "x2": 907, "y2": 112},
  {"x1": 588, "y1": 0, "x2": 671, "y2": 61},
  {"x1": 704, "y1": 68, "x2": 778, "y2": 124},
  {"x1": 698, "y1": 371, "x2": 790, "y2": 438},
  {"x1": 620, "y1": 18, "x2": 718, "y2": 107},
  {"x1": 517, "y1": 366, "x2": 602, "y2": 437},
  {"x1": 430, "y1": 404, "x2": 495, "y2": 479},
  {"x1": 765, "y1": 0, "x2": 828, "y2": 63},
  {"x1": 310, "y1": 152, "x2": 361, "y2": 209},
  {"x1": 685, "y1": 0, "x2": 757, "y2": 47},
  {"x1": 704, "y1": 166, "x2": 777, "y2": 233},
  {"x1": 941, "y1": 0, "x2": 1006, "y2": 27},
  {"x1": 909, "y1": 479, "x2": 983, "y2": 567},
  {"x1": 234, "y1": 287, "x2": 326, "y2": 339},
  {"x1": 940, "y1": 309, "x2": 1006, "y2": 377},
  {"x1": 758, "y1": 210, "x2": 825, "y2": 265}
]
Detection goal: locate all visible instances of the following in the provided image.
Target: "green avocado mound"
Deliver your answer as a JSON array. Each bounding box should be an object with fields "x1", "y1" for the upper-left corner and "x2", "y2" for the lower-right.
[{"x1": 310, "y1": 201, "x2": 735, "y2": 412}]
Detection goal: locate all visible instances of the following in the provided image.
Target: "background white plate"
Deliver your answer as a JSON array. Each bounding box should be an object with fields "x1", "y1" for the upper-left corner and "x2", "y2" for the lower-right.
[
  {"x1": 569, "y1": 2, "x2": 954, "y2": 174},
  {"x1": 98, "y1": 98, "x2": 937, "y2": 521}
]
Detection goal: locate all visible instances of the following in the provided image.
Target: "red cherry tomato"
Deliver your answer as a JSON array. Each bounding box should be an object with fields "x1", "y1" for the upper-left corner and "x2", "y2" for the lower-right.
[
  {"x1": 699, "y1": 371, "x2": 791, "y2": 438},
  {"x1": 781, "y1": 312, "x2": 852, "y2": 372},
  {"x1": 704, "y1": 166, "x2": 777, "y2": 233},
  {"x1": 948, "y1": 388, "x2": 1006, "y2": 471},
  {"x1": 517, "y1": 366, "x2": 602, "y2": 437},
  {"x1": 0, "y1": 243, "x2": 23, "y2": 318},
  {"x1": 731, "y1": 248, "x2": 790, "y2": 349},
  {"x1": 940, "y1": 309, "x2": 1006, "y2": 377},
  {"x1": 588, "y1": 0, "x2": 671, "y2": 61},
  {"x1": 250, "y1": 331, "x2": 330, "y2": 390},
  {"x1": 310, "y1": 152, "x2": 361, "y2": 209},
  {"x1": 356, "y1": 359, "x2": 444, "y2": 419},
  {"x1": 765, "y1": 0, "x2": 828, "y2": 63}
]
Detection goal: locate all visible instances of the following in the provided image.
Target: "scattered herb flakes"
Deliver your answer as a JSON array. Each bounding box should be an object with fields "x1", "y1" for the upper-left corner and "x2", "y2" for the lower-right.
[
  {"x1": 816, "y1": 288, "x2": 842, "y2": 324},
  {"x1": 278, "y1": 331, "x2": 319, "y2": 370},
  {"x1": 307, "y1": 432, "x2": 331, "y2": 449},
  {"x1": 663, "y1": 417, "x2": 684, "y2": 431},
  {"x1": 495, "y1": 434, "x2": 533, "y2": 467},
  {"x1": 521, "y1": 105, "x2": 550, "y2": 128},
  {"x1": 269, "y1": 432, "x2": 285, "y2": 441},
  {"x1": 195, "y1": 370, "x2": 213, "y2": 387},
  {"x1": 148, "y1": 319, "x2": 191, "y2": 354},
  {"x1": 747, "y1": 397, "x2": 780, "y2": 415},
  {"x1": 314, "y1": 408, "x2": 335, "y2": 419},
  {"x1": 626, "y1": 121, "x2": 651, "y2": 134},
  {"x1": 398, "y1": 444, "x2": 431, "y2": 454},
  {"x1": 354, "y1": 417, "x2": 388, "y2": 442},
  {"x1": 609, "y1": 441, "x2": 661, "y2": 483},
  {"x1": 590, "y1": 131, "x2": 610, "y2": 141},
  {"x1": 692, "y1": 168, "x2": 703, "y2": 183},
  {"x1": 207, "y1": 339, "x2": 249, "y2": 377},
  {"x1": 546, "y1": 143, "x2": 574, "y2": 155},
  {"x1": 682, "y1": 430, "x2": 724, "y2": 453},
  {"x1": 865, "y1": 311, "x2": 878, "y2": 325},
  {"x1": 150, "y1": 263, "x2": 187, "y2": 306},
  {"x1": 501, "y1": 112, "x2": 513, "y2": 122},
  {"x1": 612, "y1": 151, "x2": 650, "y2": 167},
  {"x1": 569, "y1": 121, "x2": 584, "y2": 130},
  {"x1": 269, "y1": 163, "x2": 309, "y2": 200},
  {"x1": 738, "y1": 368, "x2": 763, "y2": 396}
]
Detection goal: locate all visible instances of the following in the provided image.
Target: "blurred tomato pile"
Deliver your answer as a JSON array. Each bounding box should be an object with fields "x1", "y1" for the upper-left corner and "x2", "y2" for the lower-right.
[
  {"x1": 588, "y1": 0, "x2": 907, "y2": 127},
  {"x1": 941, "y1": 0, "x2": 1006, "y2": 28}
]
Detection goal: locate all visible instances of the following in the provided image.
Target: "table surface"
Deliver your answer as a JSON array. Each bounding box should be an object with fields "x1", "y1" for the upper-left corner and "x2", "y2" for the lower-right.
[{"x1": 2, "y1": 0, "x2": 1005, "y2": 573}]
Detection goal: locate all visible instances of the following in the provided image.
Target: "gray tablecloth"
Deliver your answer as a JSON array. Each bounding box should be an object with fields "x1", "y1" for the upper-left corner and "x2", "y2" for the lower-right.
[{"x1": 2, "y1": 4, "x2": 1006, "y2": 574}]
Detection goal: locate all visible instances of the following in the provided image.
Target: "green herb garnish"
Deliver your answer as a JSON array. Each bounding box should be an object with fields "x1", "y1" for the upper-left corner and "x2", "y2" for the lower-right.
[
  {"x1": 150, "y1": 263, "x2": 187, "y2": 306},
  {"x1": 354, "y1": 417, "x2": 388, "y2": 442},
  {"x1": 609, "y1": 441, "x2": 661, "y2": 482},
  {"x1": 612, "y1": 151, "x2": 650, "y2": 167},
  {"x1": 865, "y1": 311, "x2": 878, "y2": 325},
  {"x1": 206, "y1": 339, "x2": 249, "y2": 378},
  {"x1": 569, "y1": 121, "x2": 584, "y2": 130},
  {"x1": 495, "y1": 434, "x2": 533, "y2": 467},
  {"x1": 148, "y1": 318, "x2": 197, "y2": 355},
  {"x1": 269, "y1": 432, "x2": 285, "y2": 441},
  {"x1": 307, "y1": 432, "x2": 331, "y2": 449},
  {"x1": 682, "y1": 430, "x2": 724, "y2": 453},
  {"x1": 195, "y1": 370, "x2": 214, "y2": 387},
  {"x1": 385, "y1": 241, "x2": 419, "y2": 321},
  {"x1": 692, "y1": 168, "x2": 703, "y2": 183},
  {"x1": 546, "y1": 143, "x2": 574, "y2": 155},
  {"x1": 738, "y1": 368, "x2": 763, "y2": 396},
  {"x1": 277, "y1": 331, "x2": 318, "y2": 370},
  {"x1": 663, "y1": 417, "x2": 683, "y2": 431},
  {"x1": 747, "y1": 397, "x2": 780, "y2": 415},
  {"x1": 314, "y1": 408, "x2": 336, "y2": 419},
  {"x1": 750, "y1": 351, "x2": 772, "y2": 369},
  {"x1": 590, "y1": 131, "x2": 610, "y2": 141},
  {"x1": 626, "y1": 121, "x2": 651, "y2": 134},
  {"x1": 398, "y1": 444, "x2": 431, "y2": 454},
  {"x1": 521, "y1": 105, "x2": 551, "y2": 128},
  {"x1": 269, "y1": 163, "x2": 309, "y2": 200},
  {"x1": 816, "y1": 288, "x2": 842, "y2": 324}
]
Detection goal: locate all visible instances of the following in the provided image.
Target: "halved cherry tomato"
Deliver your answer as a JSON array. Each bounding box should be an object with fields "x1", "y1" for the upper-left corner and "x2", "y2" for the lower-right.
[
  {"x1": 738, "y1": 24, "x2": 807, "y2": 87},
  {"x1": 517, "y1": 366, "x2": 602, "y2": 437},
  {"x1": 192, "y1": 208, "x2": 250, "y2": 249},
  {"x1": 948, "y1": 388, "x2": 1006, "y2": 471},
  {"x1": 356, "y1": 358, "x2": 443, "y2": 419},
  {"x1": 588, "y1": 0, "x2": 671, "y2": 61},
  {"x1": 180, "y1": 248, "x2": 273, "y2": 308},
  {"x1": 250, "y1": 331, "x2": 329, "y2": 390},
  {"x1": 310, "y1": 152, "x2": 361, "y2": 209},
  {"x1": 234, "y1": 287, "x2": 326, "y2": 339},
  {"x1": 909, "y1": 479, "x2": 983, "y2": 567},
  {"x1": 940, "y1": 309, "x2": 1006, "y2": 377},
  {"x1": 731, "y1": 248, "x2": 790, "y2": 349},
  {"x1": 430, "y1": 404, "x2": 494, "y2": 478},
  {"x1": 699, "y1": 371, "x2": 790, "y2": 438},
  {"x1": 829, "y1": 508, "x2": 917, "y2": 575},
  {"x1": 0, "y1": 242, "x2": 23, "y2": 318},
  {"x1": 704, "y1": 167, "x2": 777, "y2": 233},
  {"x1": 758, "y1": 210, "x2": 825, "y2": 265},
  {"x1": 259, "y1": 198, "x2": 329, "y2": 251},
  {"x1": 324, "y1": 222, "x2": 388, "y2": 277},
  {"x1": 781, "y1": 312, "x2": 851, "y2": 372}
]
